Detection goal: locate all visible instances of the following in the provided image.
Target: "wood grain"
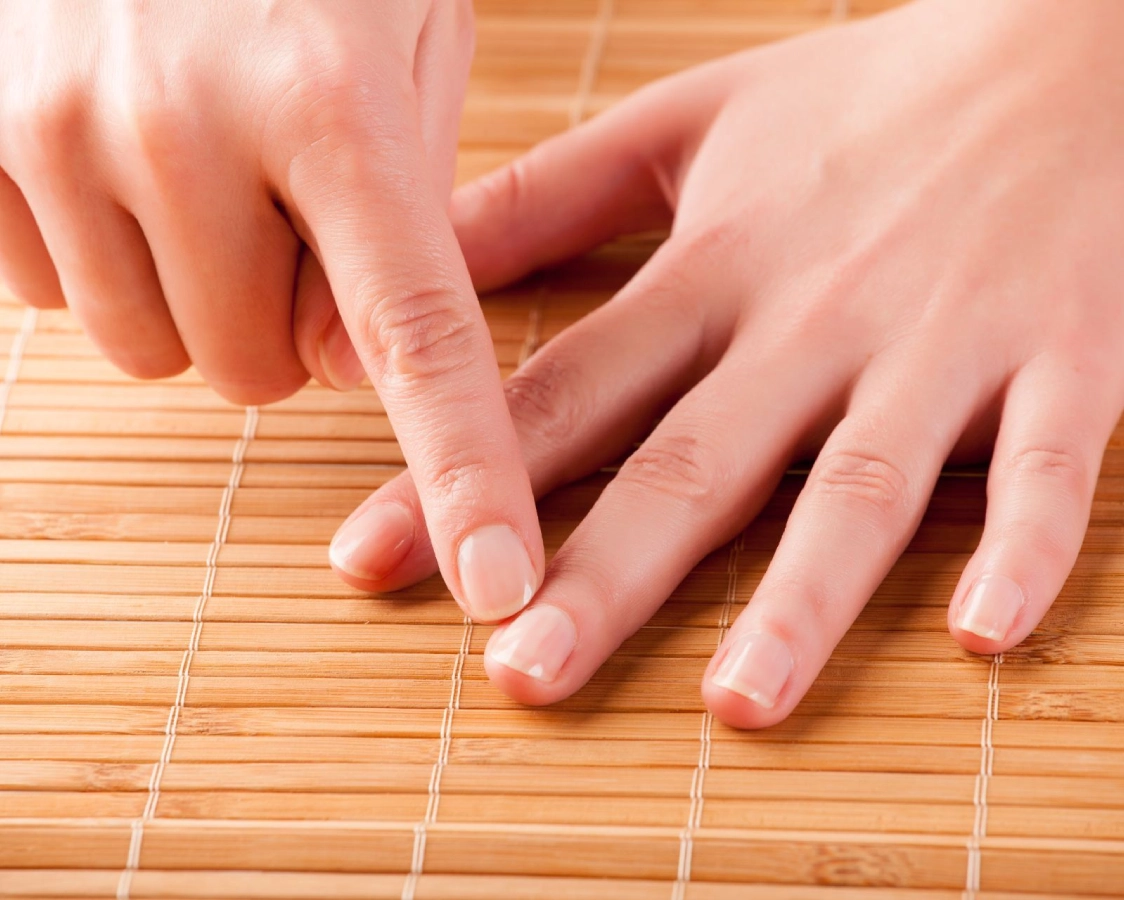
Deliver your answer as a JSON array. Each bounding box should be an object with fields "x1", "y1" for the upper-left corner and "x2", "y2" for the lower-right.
[{"x1": 2, "y1": 0, "x2": 1123, "y2": 897}]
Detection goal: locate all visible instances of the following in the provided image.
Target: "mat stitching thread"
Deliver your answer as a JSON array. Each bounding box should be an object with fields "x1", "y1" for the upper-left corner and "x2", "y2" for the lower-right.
[
  {"x1": 402, "y1": 5, "x2": 608, "y2": 894},
  {"x1": 401, "y1": 243, "x2": 549, "y2": 900},
  {"x1": 401, "y1": 614, "x2": 472, "y2": 900},
  {"x1": 832, "y1": 0, "x2": 851, "y2": 20},
  {"x1": 401, "y1": 254, "x2": 545, "y2": 900},
  {"x1": 672, "y1": 534, "x2": 742, "y2": 899},
  {"x1": 399, "y1": 237, "x2": 550, "y2": 900},
  {"x1": 570, "y1": 0, "x2": 613, "y2": 128},
  {"x1": 964, "y1": 651, "x2": 1002, "y2": 899},
  {"x1": 0, "y1": 306, "x2": 38, "y2": 433},
  {"x1": 116, "y1": 405, "x2": 259, "y2": 900}
]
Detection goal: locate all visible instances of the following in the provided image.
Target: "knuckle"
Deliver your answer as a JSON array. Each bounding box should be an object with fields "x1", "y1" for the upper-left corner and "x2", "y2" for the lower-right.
[
  {"x1": 812, "y1": 448, "x2": 912, "y2": 519},
  {"x1": 426, "y1": 452, "x2": 491, "y2": 505},
  {"x1": 6, "y1": 90, "x2": 84, "y2": 170},
  {"x1": 474, "y1": 157, "x2": 533, "y2": 227},
  {"x1": 620, "y1": 432, "x2": 725, "y2": 507},
  {"x1": 359, "y1": 286, "x2": 478, "y2": 382},
  {"x1": 118, "y1": 96, "x2": 184, "y2": 171},
  {"x1": 273, "y1": 24, "x2": 392, "y2": 148},
  {"x1": 998, "y1": 518, "x2": 1073, "y2": 571},
  {"x1": 1003, "y1": 444, "x2": 1089, "y2": 490},
  {"x1": 544, "y1": 547, "x2": 615, "y2": 630},
  {"x1": 671, "y1": 222, "x2": 742, "y2": 269},
  {"x1": 504, "y1": 352, "x2": 586, "y2": 447}
]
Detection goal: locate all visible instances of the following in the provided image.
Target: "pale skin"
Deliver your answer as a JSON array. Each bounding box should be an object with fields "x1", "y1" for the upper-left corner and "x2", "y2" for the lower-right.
[{"x1": 5, "y1": 0, "x2": 1124, "y2": 728}]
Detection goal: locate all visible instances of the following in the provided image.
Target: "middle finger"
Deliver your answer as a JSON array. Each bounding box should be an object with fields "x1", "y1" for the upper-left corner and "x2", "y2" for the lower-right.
[{"x1": 483, "y1": 325, "x2": 852, "y2": 706}]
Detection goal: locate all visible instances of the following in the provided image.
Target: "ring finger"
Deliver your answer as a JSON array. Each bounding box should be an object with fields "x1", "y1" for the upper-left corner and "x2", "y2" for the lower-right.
[
  {"x1": 702, "y1": 341, "x2": 996, "y2": 728},
  {"x1": 13, "y1": 170, "x2": 189, "y2": 379},
  {"x1": 0, "y1": 169, "x2": 64, "y2": 309}
]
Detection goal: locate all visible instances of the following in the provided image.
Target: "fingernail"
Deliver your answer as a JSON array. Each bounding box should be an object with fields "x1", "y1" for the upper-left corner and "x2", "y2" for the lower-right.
[
  {"x1": 329, "y1": 504, "x2": 414, "y2": 581},
  {"x1": 955, "y1": 574, "x2": 1026, "y2": 641},
  {"x1": 318, "y1": 316, "x2": 366, "y2": 392},
  {"x1": 456, "y1": 524, "x2": 539, "y2": 621},
  {"x1": 487, "y1": 605, "x2": 577, "y2": 682},
  {"x1": 711, "y1": 631, "x2": 794, "y2": 709}
]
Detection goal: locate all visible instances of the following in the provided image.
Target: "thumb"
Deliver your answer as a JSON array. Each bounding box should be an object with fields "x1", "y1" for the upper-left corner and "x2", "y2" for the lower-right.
[{"x1": 450, "y1": 76, "x2": 717, "y2": 292}]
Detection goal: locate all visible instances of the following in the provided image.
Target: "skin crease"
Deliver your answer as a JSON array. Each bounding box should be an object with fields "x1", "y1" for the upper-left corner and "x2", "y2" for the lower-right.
[
  {"x1": 0, "y1": 0, "x2": 549, "y2": 633},
  {"x1": 335, "y1": 0, "x2": 1124, "y2": 727}
]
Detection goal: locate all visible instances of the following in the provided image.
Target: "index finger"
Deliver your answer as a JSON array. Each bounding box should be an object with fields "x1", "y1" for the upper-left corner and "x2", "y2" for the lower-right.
[{"x1": 278, "y1": 77, "x2": 543, "y2": 623}]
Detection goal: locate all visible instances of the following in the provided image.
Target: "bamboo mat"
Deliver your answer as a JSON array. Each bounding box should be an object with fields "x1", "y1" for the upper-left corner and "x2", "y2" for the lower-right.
[{"x1": 2, "y1": 1, "x2": 1124, "y2": 897}]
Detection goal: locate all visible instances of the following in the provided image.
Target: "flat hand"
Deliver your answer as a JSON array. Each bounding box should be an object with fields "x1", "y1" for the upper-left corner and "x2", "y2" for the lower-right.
[
  {"x1": 331, "y1": 0, "x2": 1124, "y2": 726},
  {"x1": 0, "y1": 0, "x2": 545, "y2": 625}
]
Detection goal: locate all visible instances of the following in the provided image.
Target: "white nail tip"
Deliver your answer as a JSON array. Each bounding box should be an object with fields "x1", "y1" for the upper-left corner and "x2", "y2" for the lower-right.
[
  {"x1": 711, "y1": 672, "x2": 778, "y2": 709},
  {"x1": 486, "y1": 605, "x2": 577, "y2": 684},
  {"x1": 710, "y1": 631, "x2": 794, "y2": 709},
  {"x1": 956, "y1": 574, "x2": 1027, "y2": 642}
]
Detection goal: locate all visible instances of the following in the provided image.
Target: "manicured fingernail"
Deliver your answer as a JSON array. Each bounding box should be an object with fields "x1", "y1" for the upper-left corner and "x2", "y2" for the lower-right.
[
  {"x1": 487, "y1": 605, "x2": 577, "y2": 682},
  {"x1": 711, "y1": 631, "x2": 794, "y2": 709},
  {"x1": 318, "y1": 316, "x2": 365, "y2": 392},
  {"x1": 955, "y1": 574, "x2": 1026, "y2": 641},
  {"x1": 329, "y1": 504, "x2": 414, "y2": 581},
  {"x1": 456, "y1": 524, "x2": 538, "y2": 622}
]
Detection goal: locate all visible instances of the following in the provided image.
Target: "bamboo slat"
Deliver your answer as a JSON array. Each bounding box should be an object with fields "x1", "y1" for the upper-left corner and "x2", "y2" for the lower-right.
[{"x1": 2, "y1": 0, "x2": 1124, "y2": 898}]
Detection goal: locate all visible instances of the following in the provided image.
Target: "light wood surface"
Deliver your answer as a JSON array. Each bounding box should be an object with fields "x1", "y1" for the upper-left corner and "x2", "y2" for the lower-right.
[{"x1": 2, "y1": 0, "x2": 1123, "y2": 897}]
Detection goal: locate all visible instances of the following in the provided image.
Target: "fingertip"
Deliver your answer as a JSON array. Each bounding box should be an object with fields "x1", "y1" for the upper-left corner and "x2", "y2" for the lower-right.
[
  {"x1": 454, "y1": 523, "x2": 542, "y2": 623},
  {"x1": 328, "y1": 485, "x2": 443, "y2": 594},
  {"x1": 5, "y1": 281, "x2": 66, "y2": 310},
  {"x1": 949, "y1": 627, "x2": 1017, "y2": 658},
  {"x1": 948, "y1": 572, "x2": 1032, "y2": 655},
  {"x1": 449, "y1": 176, "x2": 514, "y2": 292},
  {"x1": 109, "y1": 346, "x2": 192, "y2": 382},
  {"x1": 702, "y1": 630, "x2": 799, "y2": 730},
  {"x1": 330, "y1": 502, "x2": 416, "y2": 586},
  {"x1": 208, "y1": 373, "x2": 310, "y2": 407},
  {"x1": 483, "y1": 604, "x2": 580, "y2": 705},
  {"x1": 702, "y1": 682, "x2": 792, "y2": 730},
  {"x1": 316, "y1": 312, "x2": 366, "y2": 392}
]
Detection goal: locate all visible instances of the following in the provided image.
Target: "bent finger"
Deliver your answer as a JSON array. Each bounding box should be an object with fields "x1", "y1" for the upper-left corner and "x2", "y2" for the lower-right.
[
  {"x1": 0, "y1": 169, "x2": 64, "y2": 309},
  {"x1": 292, "y1": 246, "x2": 365, "y2": 392},
  {"x1": 18, "y1": 186, "x2": 188, "y2": 380}
]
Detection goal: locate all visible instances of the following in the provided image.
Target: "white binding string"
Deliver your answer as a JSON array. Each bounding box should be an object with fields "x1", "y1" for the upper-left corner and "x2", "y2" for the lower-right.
[
  {"x1": 0, "y1": 306, "x2": 37, "y2": 433},
  {"x1": 403, "y1": 5, "x2": 610, "y2": 895},
  {"x1": 400, "y1": 614, "x2": 473, "y2": 900},
  {"x1": 116, "y1": 405, "x2": 259, "y2": 900},
  {"x1": 963, "y1": 652, "x2": 1003, "y2": 899},
  {"x1": 672, "y1": 534, "x2": 742, "y2": 900},
  {"x1": 570, "y1": 0, "x2": 613, "y2": 128},
  {"x1": 832, "y1": 0, "x2": 851, "y2": 21}
]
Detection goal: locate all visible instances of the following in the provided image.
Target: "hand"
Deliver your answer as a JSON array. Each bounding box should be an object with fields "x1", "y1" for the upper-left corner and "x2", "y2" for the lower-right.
[
  {"x1": 331, "y1": 0, "x2": 1124, "y2": 726},
  {"x1": 0, "y1": 1, "x2": 546, "y2": 625}
]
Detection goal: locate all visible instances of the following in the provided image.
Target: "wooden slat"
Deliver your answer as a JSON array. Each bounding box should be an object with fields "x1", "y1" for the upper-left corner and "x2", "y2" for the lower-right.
[{"x1": 4, "y1": 0, "x2": 1124, "y2": 896}]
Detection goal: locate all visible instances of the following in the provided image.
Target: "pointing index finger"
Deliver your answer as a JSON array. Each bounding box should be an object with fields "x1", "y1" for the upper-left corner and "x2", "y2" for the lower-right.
[{"x1": 281, "y1": 81, "x2": 543, "y2": 623}]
